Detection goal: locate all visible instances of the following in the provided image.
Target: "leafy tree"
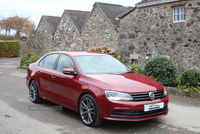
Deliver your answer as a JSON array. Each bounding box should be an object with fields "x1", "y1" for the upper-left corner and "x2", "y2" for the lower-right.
[
  {"x1": 0, "y1": 17, "x2": 13, "y2": 35},
  {"x1": 11, "y1": 16, "x2": 35, "y2": 38},
  {"x1": 0, "y1": 15, "x2": 35, "y2": 38}
]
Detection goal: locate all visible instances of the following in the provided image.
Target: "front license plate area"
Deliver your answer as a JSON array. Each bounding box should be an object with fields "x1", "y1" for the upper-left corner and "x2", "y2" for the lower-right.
[{"x1": 144, "y1": 102, "x2": 164, "y2": 112}]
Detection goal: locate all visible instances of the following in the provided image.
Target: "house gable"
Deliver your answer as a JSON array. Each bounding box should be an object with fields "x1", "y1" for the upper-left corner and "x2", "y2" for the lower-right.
[
  {"x1": 35, "y1": 16, "x2": 50, "y2": 36},
  {"x1": 81, "y1": 3, "x2": 126, "y2": 51},
  {"x1": 81, "y1": 2, "x2": 133, "y2": 32},
  {"x1": 96, "y1": 2, "x2": 133, "y2": 28},
  {"x1": 53, "y1": 10, "x2": 89, "y2": 50},
  {"x1": 66, "y1": 10, "x2": 90, "y2": 33},
  {"x1": 43, "y1": 15, "x2": 61, "y2": 35},
  {"x1": 34, "y1": 15, "x2": 60, "y2": 54}
]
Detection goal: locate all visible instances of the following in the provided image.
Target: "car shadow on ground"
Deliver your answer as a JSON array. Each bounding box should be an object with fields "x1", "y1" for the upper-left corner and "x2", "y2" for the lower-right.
[{"x1": 38, "y1": 100, "x2": 162, "y2": 132}]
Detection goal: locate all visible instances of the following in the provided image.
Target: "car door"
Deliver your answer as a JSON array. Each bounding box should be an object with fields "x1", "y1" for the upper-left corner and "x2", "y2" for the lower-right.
[
  {"x1": 37, "y1": 53, "x2": 59, "y2": 98},
  {"x1": 51, "y1": 54, "x2": 79, "y2": 108}
]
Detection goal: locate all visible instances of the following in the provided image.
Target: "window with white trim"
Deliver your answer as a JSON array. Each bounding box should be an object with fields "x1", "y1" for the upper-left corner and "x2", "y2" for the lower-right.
[{"x1": 173, "y1": 7, "x2": 185, "y2": 22}]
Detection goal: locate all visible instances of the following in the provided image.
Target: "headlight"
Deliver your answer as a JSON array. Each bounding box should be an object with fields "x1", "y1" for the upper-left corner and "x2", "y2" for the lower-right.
[
  {"x1": 105, "y1": 90, "x2": 133, "y2": 101},
  {"x1": 163, "y1": 88, "x2": 167, "y2": 97}
]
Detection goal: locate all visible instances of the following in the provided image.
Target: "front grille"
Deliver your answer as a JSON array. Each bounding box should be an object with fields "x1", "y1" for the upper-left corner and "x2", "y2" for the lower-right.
[
  {"x1": 110, "y1": 106, "x2": 167, "y2": 119},
  {"x1": 130, "y1": 90, "x2": 164, "y2": 101}
]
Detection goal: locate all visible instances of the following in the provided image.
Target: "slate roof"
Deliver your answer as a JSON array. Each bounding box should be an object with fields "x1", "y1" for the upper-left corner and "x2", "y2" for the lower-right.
[
  {"x1": 95, "y1": 2, "x2": 133, "y2": 27},
  {"x1": 116, "y1": 7, "x2": 136, "y2": 19},
  {"x1": 136, "y1": 0, "x2": 161, "y2": 5},
  {"x1": 43, "y1": 15, "x2": 61, "y2": 35},
  {"x1": 65, "y1": 10, "x2": 90, "y2": 32}
]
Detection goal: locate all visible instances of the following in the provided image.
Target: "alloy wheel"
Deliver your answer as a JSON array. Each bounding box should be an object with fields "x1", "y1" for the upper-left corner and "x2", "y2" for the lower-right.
[
  {"x1": 80, "y1": 96, "x2": 95, "y2": 124},
  {"x1": 29, "y1": 81, "x2": 38, "y2": 102}
]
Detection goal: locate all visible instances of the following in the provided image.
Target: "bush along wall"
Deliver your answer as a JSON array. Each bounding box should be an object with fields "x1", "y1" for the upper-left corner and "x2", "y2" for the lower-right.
[
  {"x1": 89, "y1": 46, "x2": 125, "y2": 62},
  {"x1": 128, "y1": 64, "x2": 143, "y2": 74},
  {"x1": 19, "y1": 54, "x2": 41, "y2": 67},
  {"x1": 144, "y1": 57, "x2": 176, "y2": 86},
  {"x1": 178, "y1": 69, "x2": 200, "y2": 93},
  {"x1": 0, "y1": 40, "x2": 20, "y2": 57}
]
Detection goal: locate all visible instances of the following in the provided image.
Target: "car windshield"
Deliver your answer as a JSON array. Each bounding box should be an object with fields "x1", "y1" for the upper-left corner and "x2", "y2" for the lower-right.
[{"x1": 74, "y1": 55, "x2": 132, "y2": 74}]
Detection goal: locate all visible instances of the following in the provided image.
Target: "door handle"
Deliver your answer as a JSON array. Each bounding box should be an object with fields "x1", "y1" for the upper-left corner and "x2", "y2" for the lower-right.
[
  {"x1": 52, "y1": 75, "x2": 56, "y2": 80},
  {"x1": 37, "y1": 71, "x2": 40, "y2": 75}
]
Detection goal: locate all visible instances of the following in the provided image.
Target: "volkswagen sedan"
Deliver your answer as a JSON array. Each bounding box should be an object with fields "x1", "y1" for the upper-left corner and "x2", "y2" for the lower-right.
[{"x1": 26, "y1": 51, "x2": 168, "y2": 126}]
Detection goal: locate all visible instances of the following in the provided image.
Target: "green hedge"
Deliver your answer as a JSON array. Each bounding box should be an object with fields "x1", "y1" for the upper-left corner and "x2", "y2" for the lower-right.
[
  {"x1": 178, "y1": 69, "x2": 200, "y2": 93},
  {"x1": 0, "y1": 40, "x2": 20, "y2": 57}
]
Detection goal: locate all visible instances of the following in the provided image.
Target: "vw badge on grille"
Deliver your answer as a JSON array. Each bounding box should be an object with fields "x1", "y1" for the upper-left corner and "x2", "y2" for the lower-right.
[{"x1": 149, "y1": 92, "x2": 155, "y2": 100}]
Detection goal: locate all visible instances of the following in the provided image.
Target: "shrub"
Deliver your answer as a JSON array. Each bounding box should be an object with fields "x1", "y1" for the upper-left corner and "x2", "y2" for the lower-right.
[
  {"x1": 19, "y1": 54, "x2": 41, "y2": 67},
  {"x1": 26, "y1": 54, "x2": 41, "y2": 65},
  {"x1": 19, "y1": 56, "x2": 30, "y2": 67},
  {"x1": 144, "y1": 57, "x2": 176, "y2": 86},
  {"x1": 89, "y1": 46, "x2": 124, "y2": 62},
  {"x1": 178, "y1": 69, "x2": 200, "y2": 93},
  {"x1": 170, "y1": 80, "x2": 179, "y2": 87},
  {"x1": 128, "y1": 64, "x2": 143, "y2": 74}
]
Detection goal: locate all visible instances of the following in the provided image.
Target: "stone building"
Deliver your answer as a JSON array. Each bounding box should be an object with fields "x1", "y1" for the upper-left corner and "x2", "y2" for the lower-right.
[
  {"x1": 53, "y1": 10, "x2": 90, "y2": 51},
  {"x1": 34, "y1": 15, "x2": 61, "y2": 54},
  {"x1": 33, "y1": 1, "x2": 200, "y2": 75},
  {"x1": 81, "y1": 2, "x2": 132, "y2": 51},
  {"x1": 118, "y1": 0, "x2": 200, "y2": 75}
]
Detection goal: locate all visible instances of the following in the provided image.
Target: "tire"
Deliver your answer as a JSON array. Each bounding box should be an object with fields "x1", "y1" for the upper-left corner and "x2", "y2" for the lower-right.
[
  {"x1": 29, "y1": 80, "x2": 43, "y2": 103},
  {"x1": 79, "y1": 94, "x2": 103, "y2": 127}
]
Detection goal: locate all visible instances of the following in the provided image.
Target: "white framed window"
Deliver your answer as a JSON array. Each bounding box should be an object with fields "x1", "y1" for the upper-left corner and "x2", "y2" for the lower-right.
[{"x1": 173, "y1": 7, "x2": 185, "y2": 22}]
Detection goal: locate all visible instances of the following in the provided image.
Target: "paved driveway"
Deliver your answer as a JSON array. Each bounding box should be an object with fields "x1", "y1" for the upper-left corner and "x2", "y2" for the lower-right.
[{"x1": 0, "y1": 57, "x2": 200, "y2": 134}]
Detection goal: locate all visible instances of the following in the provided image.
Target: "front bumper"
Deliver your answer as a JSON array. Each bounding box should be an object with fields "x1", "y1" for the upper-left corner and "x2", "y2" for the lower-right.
[{"x1": 98, "y1": 95, "x2": 168, "y2": 121}]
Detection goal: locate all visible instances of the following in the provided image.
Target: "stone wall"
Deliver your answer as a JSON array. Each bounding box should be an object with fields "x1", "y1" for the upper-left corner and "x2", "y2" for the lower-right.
[
  {"x1": 81, "y1": 6, "x2": 119, "y2": 51},
  {"x1": 19, "y1": 38, "x2": 33, "y2": 57},
  {"x1": 34, "y1": 18, "x2": 53, "y2": 54},
  {"x1": 53, "y1": 11, "x2": 81, "y2": 51},
  {"x1": 119, "y1": 0, "x2": 200, "y2": 75}
]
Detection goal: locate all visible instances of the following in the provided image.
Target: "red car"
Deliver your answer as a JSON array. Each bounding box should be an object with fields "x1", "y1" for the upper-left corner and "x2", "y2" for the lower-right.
[{"x1": 26, "y1": 51, "x2": 168, "y2": 126}]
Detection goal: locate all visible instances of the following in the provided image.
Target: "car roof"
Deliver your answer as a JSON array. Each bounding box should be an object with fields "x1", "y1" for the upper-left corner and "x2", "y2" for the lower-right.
[{"x1": 49, "y1": 51, "x2": 112, "y2": 57}]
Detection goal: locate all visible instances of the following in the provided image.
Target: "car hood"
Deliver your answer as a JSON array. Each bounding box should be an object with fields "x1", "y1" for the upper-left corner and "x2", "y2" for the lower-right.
[{"x1": 85, "y1": 73, "x2": 164, "y2": 93}]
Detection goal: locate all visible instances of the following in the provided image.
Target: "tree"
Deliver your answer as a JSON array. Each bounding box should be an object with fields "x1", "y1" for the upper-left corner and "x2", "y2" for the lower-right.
[
  {"x1": 23, "y1": 20, "x2": 35, "y2": 38},
  {"x1": 0, "y1": 17, "x2": 2, "y2": 34},
  {"x1": 0, "y1": 17, "x2": 13, "y2": 35},
  {"x1": 0, "y1": 15, "x2": 35, "y2": 38},
  {"x1": 11, "y1": 16, "x2": 35, "y2": 38}
]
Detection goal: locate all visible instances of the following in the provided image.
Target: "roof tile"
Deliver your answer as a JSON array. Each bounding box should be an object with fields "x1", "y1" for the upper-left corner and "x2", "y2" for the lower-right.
[
  {"x1": 65, "y1": 10, "x2": 90, "y2": 32},
  {"x1": 43, "y1": 15, "x2": 61, "y2": 35},
  {"x1": 96, "y1": 2, "x2": 133, "y2": 27}
]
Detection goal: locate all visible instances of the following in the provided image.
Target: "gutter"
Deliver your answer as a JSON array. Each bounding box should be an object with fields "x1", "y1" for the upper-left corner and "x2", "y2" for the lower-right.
[{"x1": 137, "y1": 0, "x2": 181, "y2": 8}]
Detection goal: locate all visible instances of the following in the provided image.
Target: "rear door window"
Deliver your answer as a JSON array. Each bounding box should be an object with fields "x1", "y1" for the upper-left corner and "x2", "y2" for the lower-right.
[
  {"x1": 39, "y1": 58, "x2": 45, "y2": 67},
  {"x1": 42, "y1": 54, "x2": 59, "y2": 69}
]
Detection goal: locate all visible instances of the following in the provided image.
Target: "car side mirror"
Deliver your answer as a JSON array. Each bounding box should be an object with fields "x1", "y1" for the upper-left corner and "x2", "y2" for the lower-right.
[
  {"x1": 129, "y1": 66, "x2": 134, "y2": 70},
  {"x1": 62, "y1": 68, "x2": 77, "y2": 75}
]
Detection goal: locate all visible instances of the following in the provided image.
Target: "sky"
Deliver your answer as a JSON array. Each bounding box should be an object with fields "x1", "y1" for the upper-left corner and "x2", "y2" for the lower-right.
[{"x1": 0, "y1": 0, "x2": 141, "y2": 32}]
